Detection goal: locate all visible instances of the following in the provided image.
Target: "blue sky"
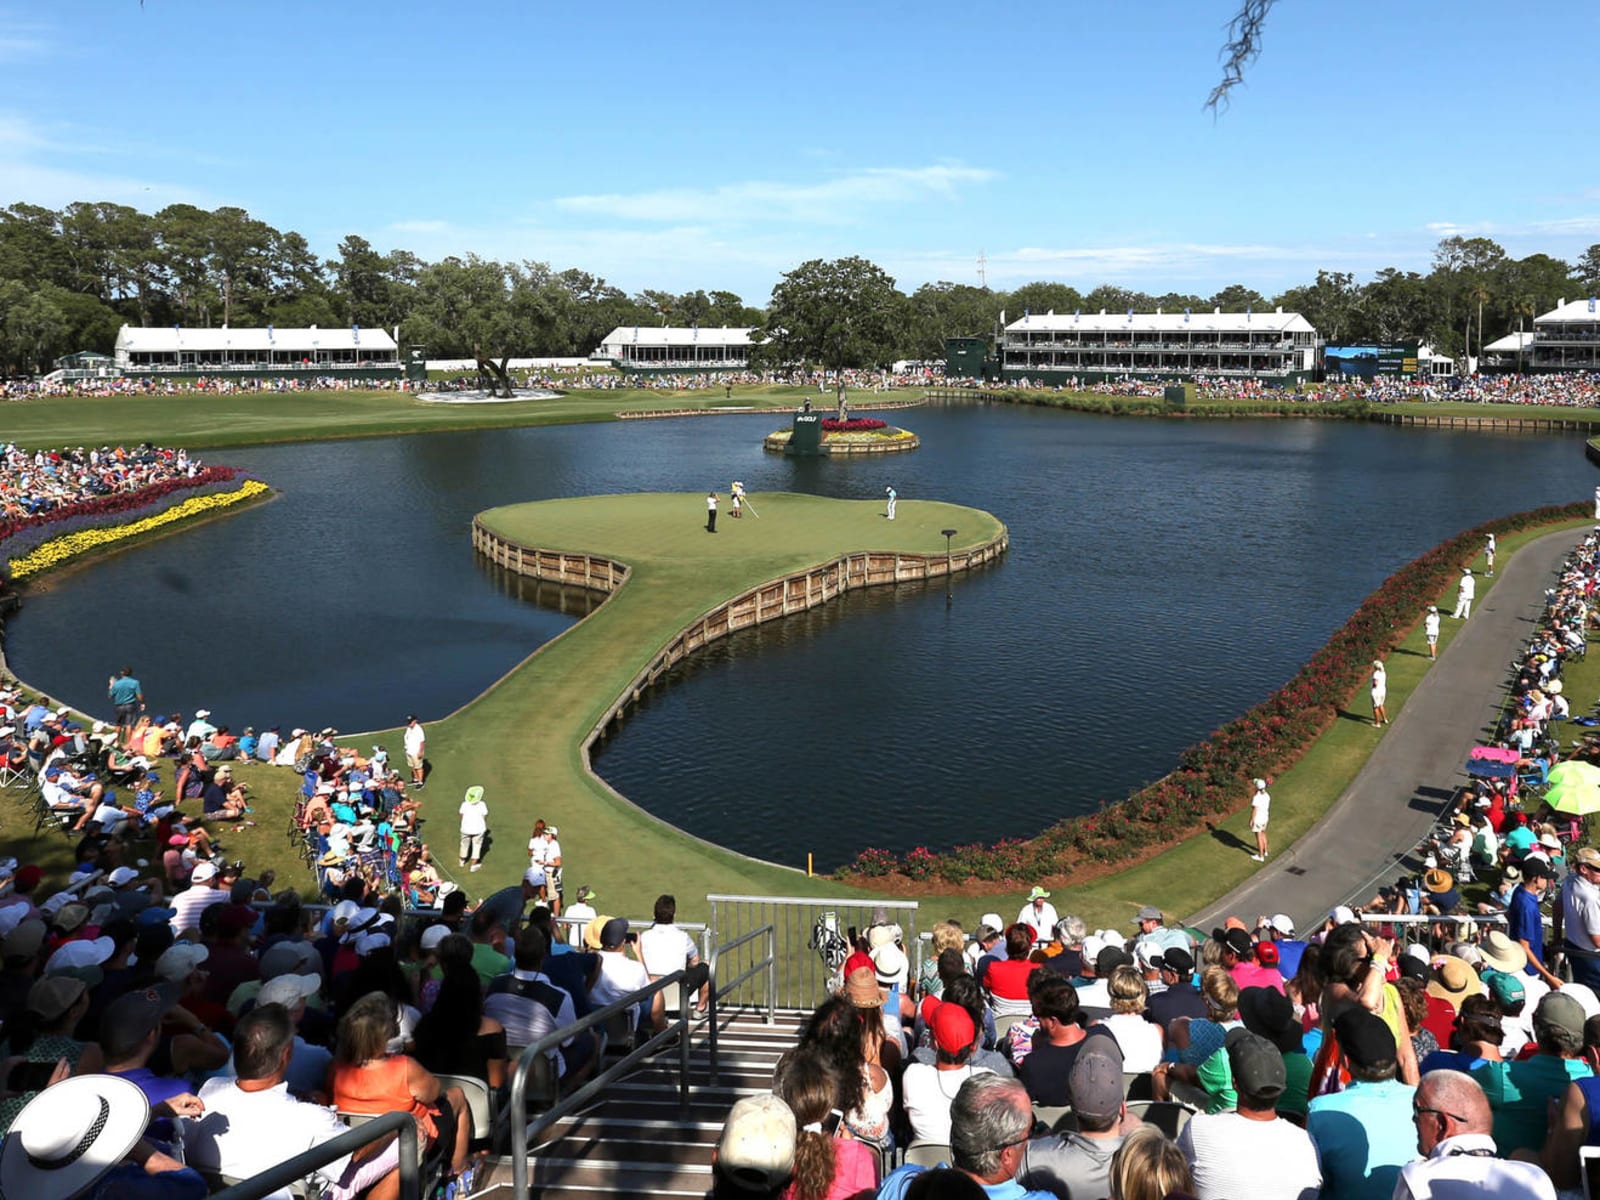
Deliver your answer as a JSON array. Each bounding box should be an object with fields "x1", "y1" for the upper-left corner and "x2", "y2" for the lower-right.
[{"x1": 3, "y1": 1, "x2": 1598, "y2": 303}]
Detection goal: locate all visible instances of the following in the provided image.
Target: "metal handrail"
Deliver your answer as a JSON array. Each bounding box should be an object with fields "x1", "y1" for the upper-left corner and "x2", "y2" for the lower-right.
[
  {"x1": 210, "y1": 1109, "x2": 419, "y2": 1200},
  {"x1": 550, "y1": 914, "x2": 707, "y2": 940},
  {"x1": 706, "y1": 923, "x2": 776, "y2": 1085},
  {"x1": 507, "y1": 964, "x2": 705, "y2": 1200}
]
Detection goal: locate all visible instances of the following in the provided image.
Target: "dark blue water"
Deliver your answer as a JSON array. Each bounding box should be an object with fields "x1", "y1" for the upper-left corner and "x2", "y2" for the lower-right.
[{"x1": 5, "y1": 404, "x2": 1593, "y2": 865}]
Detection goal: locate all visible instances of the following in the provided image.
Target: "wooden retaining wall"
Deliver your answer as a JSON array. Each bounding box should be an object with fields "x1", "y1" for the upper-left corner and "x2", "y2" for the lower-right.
[
  {"x1": 470, "y1": 518, "x2": 1009, "y2": 749},
  {"x1": 1365, "y1": 410, "x2": 1600, "y2": 432},
  {"x1": 927, "y1": 386, "x2": 1600, "y2": 434},
  {"x1": 471, "y1": 522, "x2": 631, "y2": 593}
]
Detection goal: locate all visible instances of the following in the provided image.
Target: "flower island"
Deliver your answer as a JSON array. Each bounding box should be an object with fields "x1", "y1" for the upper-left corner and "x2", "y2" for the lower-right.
[{"x1": 763, "y1": 416, "x2": 920, "y2": 455}]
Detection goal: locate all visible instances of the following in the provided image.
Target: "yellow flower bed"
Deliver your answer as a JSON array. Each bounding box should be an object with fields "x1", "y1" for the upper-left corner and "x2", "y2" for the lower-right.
[{"x1": 7, "y1": 479, "x2": 271, "y2": 581}]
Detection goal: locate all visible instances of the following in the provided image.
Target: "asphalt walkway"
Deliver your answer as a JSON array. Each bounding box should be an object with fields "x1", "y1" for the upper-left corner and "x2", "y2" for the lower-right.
[{"x1": 1189, "y1": 525, "x2": 1584, "y2": 934}]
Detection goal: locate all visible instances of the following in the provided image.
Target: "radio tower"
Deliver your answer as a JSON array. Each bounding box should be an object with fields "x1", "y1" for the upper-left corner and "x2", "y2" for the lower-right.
[{"x1": 977, "y1": 250, "x2": 988, "y2": 289}]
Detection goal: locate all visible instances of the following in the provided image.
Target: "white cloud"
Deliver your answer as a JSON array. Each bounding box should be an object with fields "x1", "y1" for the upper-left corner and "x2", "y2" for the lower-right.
[
  {"x1": 0, "y1": 111, "x2": 204, "y2": 210},
  {"x1": 1426, "y1": 215, "x2": 1600, "y2": 240},
  {"x1": 889, "y1": 240, "x2": 1363, "y2": 288},
  {"x1": 555, "y1": 164, "x2": 996, "y2": 225},
  {"x1": 387, "y1": 219, "x2": 451, "y2": 235},
  {"x1": 0, "y1": 12, "x2": 54, "y2": 62}
]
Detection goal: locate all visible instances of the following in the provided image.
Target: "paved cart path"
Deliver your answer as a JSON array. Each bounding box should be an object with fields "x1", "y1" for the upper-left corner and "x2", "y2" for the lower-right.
[{"x1": 1189, "y1": 526, "x2": 1581, "y2": 934}]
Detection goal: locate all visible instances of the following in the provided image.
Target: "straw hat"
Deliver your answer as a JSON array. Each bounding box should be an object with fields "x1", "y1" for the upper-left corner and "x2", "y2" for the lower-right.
[
  {"x1": 1480, "y1": 930, "x2": 1529, "y2": 974},
  {"x1": 842, "y1": 966, "x2": 886, "y2": 1009},
  {"x1": 1426, "y1": 955, "x2": 1484, "y2": 1007},
  {"x1": 1424, "y1": 868, "x2": 1454, "y2": 894},
  {"x1": 0, "y1": 1074, "x2": 149, "y2": 1200},
  {"x1": 582, "y1": 914, "x2": 613, "y2": 951}
]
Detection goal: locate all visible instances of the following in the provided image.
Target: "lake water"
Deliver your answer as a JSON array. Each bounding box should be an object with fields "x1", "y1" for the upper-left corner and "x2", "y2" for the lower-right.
[{"x1": 6, "y1": 403, "x2": 1593, "y2": 866}]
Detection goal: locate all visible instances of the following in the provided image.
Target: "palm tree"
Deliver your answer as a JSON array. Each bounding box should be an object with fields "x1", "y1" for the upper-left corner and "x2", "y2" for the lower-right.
[
  {"x1": 1470, "y1": 281, "x2": 1492, "y2": 365},
  {"x1": 1509, "y1": 294, "x2": 1537, "y2": 372}
]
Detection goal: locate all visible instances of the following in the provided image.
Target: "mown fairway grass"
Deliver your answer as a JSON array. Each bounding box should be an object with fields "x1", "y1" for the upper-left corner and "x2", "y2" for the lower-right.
[
  {"x1": 0, "y1": 386, "x2": 810, "y2": 451},
  {"x1": 1, "y1": 387, "x2": 1591, "y2": 938}
]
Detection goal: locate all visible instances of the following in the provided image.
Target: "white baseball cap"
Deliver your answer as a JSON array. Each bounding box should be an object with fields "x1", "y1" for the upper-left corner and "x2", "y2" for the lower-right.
[
  {"x1": 257, "y1": 973, "x2": 321, "y2": 1008},
  {"x1": 354, "y1": 932, "x2": 391, "y2": 956},
  {"x1": 155, "y1": 942, "x2": 210, "y2": 982},
  {"x1": 46, "y1": 937, "x2": 116, "y2": 973}
]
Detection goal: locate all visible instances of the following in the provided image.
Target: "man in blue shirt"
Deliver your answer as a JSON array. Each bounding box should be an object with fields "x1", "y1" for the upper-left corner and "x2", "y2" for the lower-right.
[
  {"x1": 107, "y1": 666, "x2": 145, "y2": 737},
  {"x1": 877, "y1": 1075, "x2": 1056, "y2": 1200},
  {"x1": 1307, "y1": 1007, "x2": 1416, "y2": 1200},
  {"x1": 1506, "y1": 859, "x2": 1563, "y2": 991}
]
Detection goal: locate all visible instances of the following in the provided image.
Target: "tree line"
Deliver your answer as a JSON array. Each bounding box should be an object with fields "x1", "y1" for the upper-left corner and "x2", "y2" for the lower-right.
[{"x1": 1, "y1": 200, "x2": 1598, "y2": 376}]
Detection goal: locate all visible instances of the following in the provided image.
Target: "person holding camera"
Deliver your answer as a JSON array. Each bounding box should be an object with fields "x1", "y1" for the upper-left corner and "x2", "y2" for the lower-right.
[{"x1": 587, "y1": 915, "x2": 665, "y2": 1035}]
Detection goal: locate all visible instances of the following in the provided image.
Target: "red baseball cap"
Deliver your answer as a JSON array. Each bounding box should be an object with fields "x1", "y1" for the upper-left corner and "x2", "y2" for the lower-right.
[{"x1": 930, "y1": 1002, "x2": 977, "y2": 1056}]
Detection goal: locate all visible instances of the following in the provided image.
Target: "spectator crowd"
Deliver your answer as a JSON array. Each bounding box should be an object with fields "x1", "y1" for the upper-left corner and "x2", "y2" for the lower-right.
[
  {"x1": 0, "y1": 441, "x2": 207, "y2": 522},
  {"x1": 0, "y1": 791, "x2": 703, "y2": 1199},
  {"x1": 709, "y1": 893, "x2": 1597, "y2": 1200}
]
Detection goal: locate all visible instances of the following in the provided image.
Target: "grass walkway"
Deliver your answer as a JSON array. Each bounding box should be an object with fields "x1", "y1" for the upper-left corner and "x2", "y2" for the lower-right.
[
  {"x1": 422, "y1": 493, "x2": 1002, "y2": 902},
  {"x1": 1023, "y1": 518, "x2": 1591, "y2": 931}
]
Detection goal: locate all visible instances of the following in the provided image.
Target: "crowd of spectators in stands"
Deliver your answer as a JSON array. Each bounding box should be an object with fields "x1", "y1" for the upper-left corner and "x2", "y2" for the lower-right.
[
  {"x1": 985, "y1": 370, "x2": 1600, "y2": 409},
  {"x1": 0, "y1": 441, "x2": 205, "y2": 521},
  {"x1": 1321, "y1": 371, "x2": 1600, "y2": 407},
  {"x1": 0, "y1": 765, "x2": 708, "y2": 1200},
  {"x1": 0, "y1": 376, "x2": 411, "y2": 399},
  {"x1": 703, "y1": 891, "x2": 1600, "y2": 1199},
  {"x1": 509, "y1": 366, "x2": 939, "y2": 394}
]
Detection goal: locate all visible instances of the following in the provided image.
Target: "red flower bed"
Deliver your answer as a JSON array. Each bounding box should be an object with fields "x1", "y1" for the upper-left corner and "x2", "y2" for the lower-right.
[
  {"x1": 0, "y1": 466, "x2": 240, "y2": 544},
  {"x1": 822, "y1": 418, "x2": 887, "y2": 432},
  {"x1": 844, "y1": 499, "x2": 1592, "y2": 886}
]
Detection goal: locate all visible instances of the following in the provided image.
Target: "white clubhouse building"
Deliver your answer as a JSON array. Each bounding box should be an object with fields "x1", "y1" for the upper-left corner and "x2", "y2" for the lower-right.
[
  {"x1": 592, "y1": 326, "x2": 754, "y2": 371},
  {"x1": 113, "y1": 325, "x2": 401, "y2": 376},
  {"x1": 999, "y1": 308, "x2": 1320, "y2": 384}
]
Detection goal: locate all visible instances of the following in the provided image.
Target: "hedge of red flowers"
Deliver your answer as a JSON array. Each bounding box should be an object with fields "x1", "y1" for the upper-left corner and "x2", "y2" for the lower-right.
[
  {"x1": 822, "y1": 418, "x2": 888, "y2": 432},
  {"x1": 0, "y1": 466, "x2": 240, "y2": 544},
  {"x1": 844, "y1": 499, "x2": 1592, "y2": 885}
]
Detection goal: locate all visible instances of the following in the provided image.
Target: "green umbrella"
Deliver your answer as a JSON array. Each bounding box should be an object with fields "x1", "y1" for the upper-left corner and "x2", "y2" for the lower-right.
[
  {"x1": 1544, "y1": 779, "x2": 1600, "y2": 816},
  {"x1": 1546, "y1": 761, "x2": 1600, "y2": 789}
]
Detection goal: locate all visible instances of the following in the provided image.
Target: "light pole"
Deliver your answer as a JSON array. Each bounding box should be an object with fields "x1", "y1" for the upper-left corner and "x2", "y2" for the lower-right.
[{"x1": 942, "y1": 528, "x2": 957, "y2": 603}]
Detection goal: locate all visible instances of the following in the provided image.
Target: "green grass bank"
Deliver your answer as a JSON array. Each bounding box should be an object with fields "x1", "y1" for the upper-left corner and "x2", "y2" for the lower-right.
[{"x1": 0, "y1": 386, "x2": 812, "y2": 451}]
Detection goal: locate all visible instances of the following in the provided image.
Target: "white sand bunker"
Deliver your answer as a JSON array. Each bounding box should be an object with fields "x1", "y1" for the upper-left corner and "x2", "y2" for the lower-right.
[{"x1": 422, "y1": 388, "x2": 561, "y2": 404}]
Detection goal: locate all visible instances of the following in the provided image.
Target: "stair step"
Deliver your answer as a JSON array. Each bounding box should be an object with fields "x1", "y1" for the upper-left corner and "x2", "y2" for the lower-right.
[
  {"x1": 562, "y1": 1099, "x2": 734, "y2": 1122},
  {"x1": 609, "y1": 1078, "x2": 767, "y2": 1097},
  {"x1": 529, "y1": 1137, "x2": 715, "y2": 1166},
  {"x1": 470, "y1": 1159, "x2": 710, "y2": 1198}
]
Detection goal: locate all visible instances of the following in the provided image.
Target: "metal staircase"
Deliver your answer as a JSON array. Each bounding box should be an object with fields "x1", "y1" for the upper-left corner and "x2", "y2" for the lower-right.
[{"x1": 471, "y1": 1005, "x2": 808, "y2": 1199}]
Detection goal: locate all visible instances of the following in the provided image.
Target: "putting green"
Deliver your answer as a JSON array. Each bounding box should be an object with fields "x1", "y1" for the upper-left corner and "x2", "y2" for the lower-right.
[{"x1": 410, "y1": 492, "x2": 1005, "y2": 909}]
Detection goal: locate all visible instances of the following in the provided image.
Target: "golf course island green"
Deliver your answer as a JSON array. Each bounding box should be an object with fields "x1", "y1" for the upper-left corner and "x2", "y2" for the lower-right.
[{"x1": 465, "y1": 490, "x2": 1006, "y2": 884}]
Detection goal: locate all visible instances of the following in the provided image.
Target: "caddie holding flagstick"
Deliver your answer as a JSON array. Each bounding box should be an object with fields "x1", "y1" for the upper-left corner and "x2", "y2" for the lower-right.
[{"x1": 732, "y1": 480, "x2": 759, "y2": 519}]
